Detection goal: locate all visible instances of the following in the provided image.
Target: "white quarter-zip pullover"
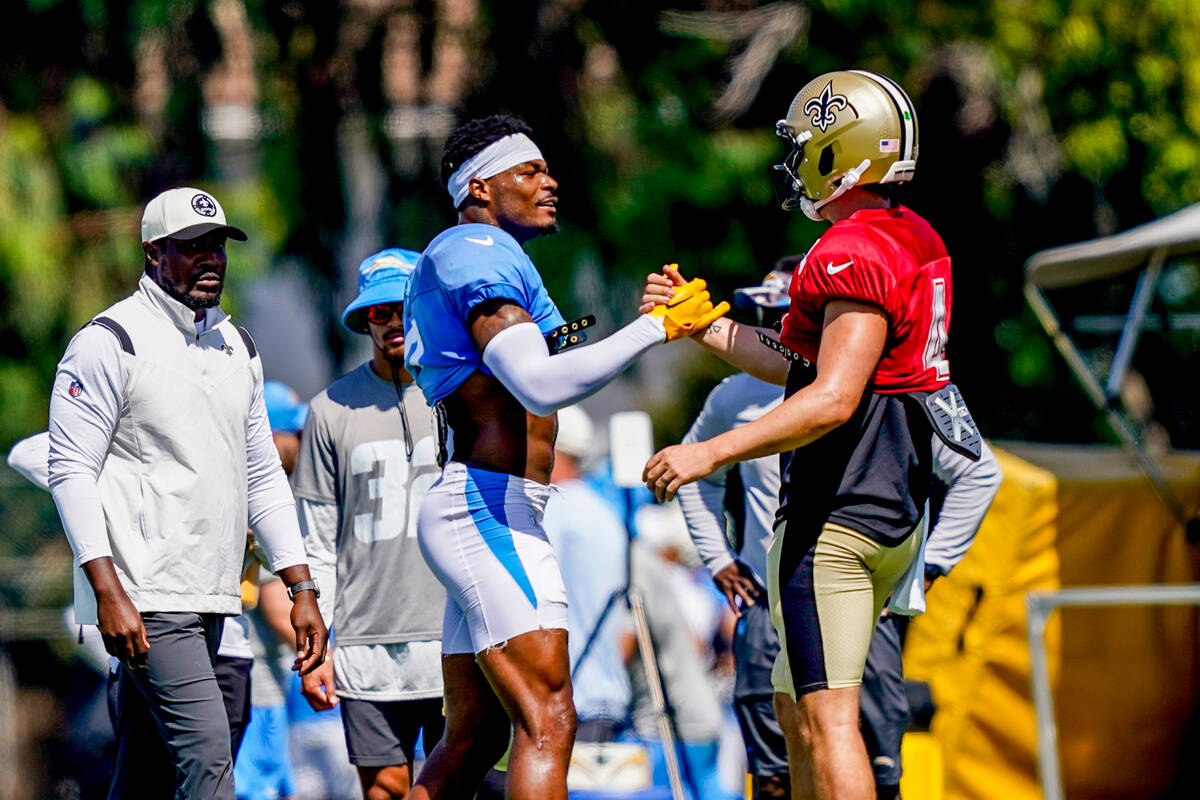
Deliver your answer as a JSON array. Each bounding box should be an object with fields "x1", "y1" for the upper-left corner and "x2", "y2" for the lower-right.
[{"x1": 48, "y1": 274, "x2": 307, "y2": 624}]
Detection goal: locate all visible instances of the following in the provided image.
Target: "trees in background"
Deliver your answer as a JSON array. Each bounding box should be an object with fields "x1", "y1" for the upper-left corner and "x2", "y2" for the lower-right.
[{"x1": 2, "y1": 0, "x2": 1199, "y2": 450}]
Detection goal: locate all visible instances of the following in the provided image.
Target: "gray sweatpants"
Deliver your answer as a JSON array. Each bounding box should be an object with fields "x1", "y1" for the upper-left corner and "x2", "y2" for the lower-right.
[{"x1": 108, "y1": 612, "x2": 234, "y2": 800}]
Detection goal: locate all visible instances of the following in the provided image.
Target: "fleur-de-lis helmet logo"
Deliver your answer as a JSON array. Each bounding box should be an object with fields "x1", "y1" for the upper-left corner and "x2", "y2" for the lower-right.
[{"x1": 803, "y1": 81, "x2": 849, "y2": 133}]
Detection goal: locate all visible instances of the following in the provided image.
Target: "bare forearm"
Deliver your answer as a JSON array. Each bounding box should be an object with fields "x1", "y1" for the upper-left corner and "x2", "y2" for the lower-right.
[
  {"x1": 275, "y1": 563, "x2": 314, "y2": 588},
  {"x1": 82, "y1": 556, "x2": 149, "y2": 663},
  {"x1": 81, "y1": 556, "x2": 126, "y2": 600},
  {"x1": 707, "y1": 381, "x2": 854, "y2": 467},
  {"x1": 277, "y1": 562, "x2": 328, "y2": 674},
  {"x1": 646, "y1": 300, "x2": 885, "y2": 503},
  {"x1": 692, "y1": 320, "x2": 789, "y2": 386}
]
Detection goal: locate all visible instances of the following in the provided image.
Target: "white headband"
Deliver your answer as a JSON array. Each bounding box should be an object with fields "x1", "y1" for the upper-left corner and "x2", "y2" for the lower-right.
[{"x1": 446, "y1": 133, "x2": 545, "y2": 208}]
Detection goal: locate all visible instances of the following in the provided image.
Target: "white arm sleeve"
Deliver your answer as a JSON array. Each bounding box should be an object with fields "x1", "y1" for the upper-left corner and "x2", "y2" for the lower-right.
[
  {"x1": 676, "y1": 382, "x2": 739, "y2": 579},
  {"x1": 297, "y1": 497, "x2": 340, "y2": 626},
  {"x1": 481, "y1": 316, "x2": 666, "y2": 417},
  {"x1": 48, "y1": 327, "x2": 126, "y2": 567},
  {"x1": 926, "y1": 439, "x2": 1002, "y2": 575},
  {"x1": 252, "y1": 505, "x2": 309, "y2": 575},
  {"x1": 245, "y1": 364, "x2": 298, "y2": 527},
  {"x1": 7, "y1": 431, "x2": 51, "y2": 491},
  {"x1": 243, "y1": 363, "x2": 307, "y2": 573}
]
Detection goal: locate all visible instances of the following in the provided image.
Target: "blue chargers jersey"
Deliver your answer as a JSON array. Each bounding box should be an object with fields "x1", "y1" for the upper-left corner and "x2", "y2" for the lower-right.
[{"x1": 404, "y1": 223, "x2": 566, "y2": 404}]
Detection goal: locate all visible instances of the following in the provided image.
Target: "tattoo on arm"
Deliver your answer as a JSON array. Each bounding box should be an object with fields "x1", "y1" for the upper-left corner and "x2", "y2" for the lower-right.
[{"x1": 468, "y1": 298, "x2": 535, "y2": 352}]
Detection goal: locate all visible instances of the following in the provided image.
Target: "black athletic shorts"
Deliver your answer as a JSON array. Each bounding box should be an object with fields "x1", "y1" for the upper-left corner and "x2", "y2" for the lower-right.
[
  {"x1": 341, "y1": 697, "x2": 445, "y2": 767},
  {"x1": 214, "y1": 655, "x2": 252, "y2": 757}
]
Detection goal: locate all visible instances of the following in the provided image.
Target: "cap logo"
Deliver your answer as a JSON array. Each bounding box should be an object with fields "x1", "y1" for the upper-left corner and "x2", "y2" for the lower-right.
[
  {"x1": 191, "y1": 193, "x2": 217, "y2": 217},
  {"x1": 804, "y1": 81, "x2": 849, "y2": 133},
  {"x1": 363, "y1": 255, "x2": 407, "y2": 277}
]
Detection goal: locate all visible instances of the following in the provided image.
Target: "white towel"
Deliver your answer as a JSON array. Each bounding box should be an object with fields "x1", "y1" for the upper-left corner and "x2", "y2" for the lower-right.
[{"x1": 887, "y1": 501, "x2": 930, "y2": 616}]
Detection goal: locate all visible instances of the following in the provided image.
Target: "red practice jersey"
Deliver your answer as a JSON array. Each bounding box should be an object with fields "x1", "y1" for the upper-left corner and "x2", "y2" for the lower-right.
[{"x1": 780, "y1": 205, "x2": 951, "y2": 393}]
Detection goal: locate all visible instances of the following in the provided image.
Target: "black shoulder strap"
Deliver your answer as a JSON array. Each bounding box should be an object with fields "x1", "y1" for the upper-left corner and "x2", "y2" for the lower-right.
[
  {"x1": 235, "y1": 325, "x2": 258, "y2": 359},
  {"x1": 89, "y1": 316, "x2": 135, "y2": 355}
]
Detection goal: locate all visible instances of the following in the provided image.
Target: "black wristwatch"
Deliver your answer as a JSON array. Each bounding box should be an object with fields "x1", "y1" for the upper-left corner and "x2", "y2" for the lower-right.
[{"x1": 287, "y1": 579, "x2": 320, "y2": 600}]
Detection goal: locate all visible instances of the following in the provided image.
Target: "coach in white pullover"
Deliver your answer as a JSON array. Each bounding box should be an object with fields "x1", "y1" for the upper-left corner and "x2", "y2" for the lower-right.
[{"x1": 48, "y1": 187, "x2": 327, "y2": 800}]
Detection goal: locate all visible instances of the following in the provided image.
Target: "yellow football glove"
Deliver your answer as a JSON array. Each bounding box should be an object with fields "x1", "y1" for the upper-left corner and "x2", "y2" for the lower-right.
[{"x1": 648, "y1": 275, "x2": 732, "y2": 341}]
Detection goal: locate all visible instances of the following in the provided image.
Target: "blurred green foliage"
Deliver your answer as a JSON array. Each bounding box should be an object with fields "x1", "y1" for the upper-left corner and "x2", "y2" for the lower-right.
[
  {"x1": 10, "y1": 6, "x2": 1200, "y2": 793},
  {"x1": 2, "y1": 0, "x2": 1200, "y2": 458}
]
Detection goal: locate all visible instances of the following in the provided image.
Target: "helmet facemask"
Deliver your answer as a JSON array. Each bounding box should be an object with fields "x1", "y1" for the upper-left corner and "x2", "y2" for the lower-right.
[
  {"x1": 773, "y1": 120, "x2": 874, "y2": 222},
  {"x1": 772, "y1": 121, "x2": 811, "y2": 212}
]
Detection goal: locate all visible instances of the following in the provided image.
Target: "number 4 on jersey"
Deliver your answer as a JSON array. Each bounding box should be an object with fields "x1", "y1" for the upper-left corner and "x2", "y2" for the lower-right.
[{"x1": 923, "y1": 277, "x2": 950, "y2": 380}]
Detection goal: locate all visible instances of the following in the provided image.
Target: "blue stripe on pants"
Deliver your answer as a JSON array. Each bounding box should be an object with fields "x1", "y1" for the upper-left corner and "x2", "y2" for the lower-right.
[{"x1": 464, "y1": 468, "x2": 538, "y2": 609}]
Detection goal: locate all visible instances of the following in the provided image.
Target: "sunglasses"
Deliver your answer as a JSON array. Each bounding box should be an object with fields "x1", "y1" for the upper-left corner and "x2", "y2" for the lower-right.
[{"x1": 366, "y1": 303, "x2": 404, "y2": 325}]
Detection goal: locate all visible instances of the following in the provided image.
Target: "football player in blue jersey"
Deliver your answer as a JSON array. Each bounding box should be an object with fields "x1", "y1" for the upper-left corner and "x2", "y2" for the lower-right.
[{"x1": 403, "y1": 115, "x2": 728, "y2": 800}]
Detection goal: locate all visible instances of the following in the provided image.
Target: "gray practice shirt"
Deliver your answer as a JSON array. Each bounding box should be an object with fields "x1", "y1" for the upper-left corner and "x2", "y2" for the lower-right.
[
  {"x1": 677, "y1": 372, "x2": 783, "y2": 587},
  {"x1": 292, "y1": 363, "x2": 445, "y2": 646}
]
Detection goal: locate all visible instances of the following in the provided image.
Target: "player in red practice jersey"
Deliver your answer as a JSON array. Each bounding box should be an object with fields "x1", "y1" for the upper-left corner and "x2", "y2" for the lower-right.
[{"x1": 641, "y1": 70, "x2": 981, "y2": 800}]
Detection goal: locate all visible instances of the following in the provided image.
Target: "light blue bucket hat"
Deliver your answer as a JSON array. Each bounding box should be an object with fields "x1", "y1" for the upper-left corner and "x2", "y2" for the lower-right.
[
  {"x1": 341, "y1": 248, "x2": 422, "y2": 333},
  {"x1": 263, "y1": 380, "x2": 308, "y2": 433}
]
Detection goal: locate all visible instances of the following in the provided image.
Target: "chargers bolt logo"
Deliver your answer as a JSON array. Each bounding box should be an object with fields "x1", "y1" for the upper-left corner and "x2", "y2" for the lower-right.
[{"x1": 192, "y1": 193, "x2": 217, "y2": 217}]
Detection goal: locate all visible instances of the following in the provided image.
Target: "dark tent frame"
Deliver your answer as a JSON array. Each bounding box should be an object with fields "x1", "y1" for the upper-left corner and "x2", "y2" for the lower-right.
[{"x1": 1023, "y1": 203, "x2": 1200, "y2": 532}]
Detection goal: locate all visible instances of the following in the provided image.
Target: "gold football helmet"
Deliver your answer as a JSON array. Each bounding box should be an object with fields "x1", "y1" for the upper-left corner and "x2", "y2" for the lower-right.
[{"x1": 774, "y1": 70, "x2": 918, "y2": 220}]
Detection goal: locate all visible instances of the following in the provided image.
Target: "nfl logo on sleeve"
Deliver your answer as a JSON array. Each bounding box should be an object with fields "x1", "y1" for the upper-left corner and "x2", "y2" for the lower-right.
[{"x1": 68, "y1": 380, "x2": 83, "y2": 398}]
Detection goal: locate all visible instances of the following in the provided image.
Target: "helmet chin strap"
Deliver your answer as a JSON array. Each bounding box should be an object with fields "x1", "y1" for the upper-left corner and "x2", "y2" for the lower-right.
[{"x1": 800, "y1": 158, "x2": 872, "y2": 222}]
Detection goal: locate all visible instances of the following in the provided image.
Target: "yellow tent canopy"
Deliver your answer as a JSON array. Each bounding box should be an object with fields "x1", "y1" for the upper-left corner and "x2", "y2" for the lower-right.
[{"x1": 905, "y1": 442, "x2": 1200, "y2": 800}]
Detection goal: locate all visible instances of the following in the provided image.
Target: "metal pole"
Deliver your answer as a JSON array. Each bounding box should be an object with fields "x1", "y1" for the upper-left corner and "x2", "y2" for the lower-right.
[
  {"x1": 1025, "y1": 594, "x2": 1064, "y2": 800},
  {"x1": 1025, "y1": 584, "x2": 1200, "y2": 800},
  {"x1": 1105, "y1": 248, "x2": 1165, "y2": 400},
  {"x1": 570, "y1": 487, "x2": 689, "y2": 800},
  {"x1": 1024, "y1": 282, "x2": 1110, "y2": 410},
  {"x1": 629, "y1": 586, "x2": 687, "y2": 800},
  {"x1": 1025, "y1": 281, "x2": 1190, "y2": 524}
]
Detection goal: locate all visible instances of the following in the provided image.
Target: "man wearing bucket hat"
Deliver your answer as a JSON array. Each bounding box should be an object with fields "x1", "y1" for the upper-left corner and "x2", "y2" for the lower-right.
[
  {"x1": 47, "y1": 187, "x2": 326, "y2": 799},
  {"x1": 675, "y1": 267, "x2": 1001, "y2": 800},
  {"x1": 292, "y1": 248, "x2": 447, "y2": 800}
]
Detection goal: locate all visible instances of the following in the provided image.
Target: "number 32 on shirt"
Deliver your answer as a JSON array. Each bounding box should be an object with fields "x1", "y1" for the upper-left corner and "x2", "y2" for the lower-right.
[{"x1": 349, "y1": 437, "x2": 439, "y2": 544}]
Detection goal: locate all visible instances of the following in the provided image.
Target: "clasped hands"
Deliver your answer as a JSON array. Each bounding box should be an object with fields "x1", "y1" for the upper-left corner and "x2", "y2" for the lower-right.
[
  {"x1": 640, "y1": 264, "x2": 728, "y2": 501},
  {"x1": 643, "y1": 263, "x2": 730, "y2": 341}
]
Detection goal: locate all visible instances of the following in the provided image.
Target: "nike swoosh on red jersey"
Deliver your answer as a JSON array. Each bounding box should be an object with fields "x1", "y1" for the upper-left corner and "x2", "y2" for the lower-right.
[{"x1": 827, "y1": 260, "x2": 852, "y2": 275}]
